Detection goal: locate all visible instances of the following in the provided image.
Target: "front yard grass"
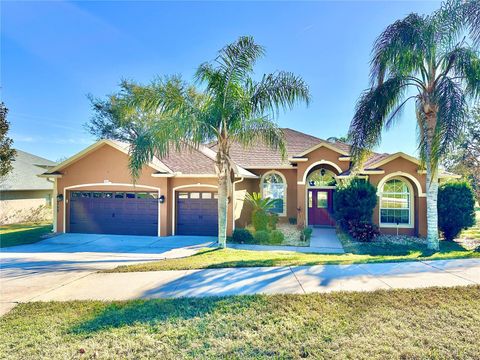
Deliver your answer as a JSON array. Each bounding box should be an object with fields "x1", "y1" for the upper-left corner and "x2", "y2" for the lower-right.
[
  {"x1": 1, "y1": 286, "x2": 479, "y2": 359},
  {"x1": 459, "y1": 208, "x2": 480, "y2": 240},
  {"x1": 108, "y1": 238, "x2": 479, "y2": 272},
  {"x1": 0, "y1": 223, "x2": 52, "y2": 248}
]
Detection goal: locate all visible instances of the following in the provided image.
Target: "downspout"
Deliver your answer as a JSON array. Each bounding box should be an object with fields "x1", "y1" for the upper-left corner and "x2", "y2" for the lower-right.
[
  {"x1": 45, "y1": 177, "x2": 57, "y2": 233},
  {"x1": 232, "y1": 177, "x2": 244, "y2": 232}
]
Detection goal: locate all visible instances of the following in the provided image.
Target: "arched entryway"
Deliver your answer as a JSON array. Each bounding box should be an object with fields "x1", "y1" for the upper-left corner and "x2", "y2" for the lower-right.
[{"x1": 305, "y1": 166, "x2": 338, "y2": 227}]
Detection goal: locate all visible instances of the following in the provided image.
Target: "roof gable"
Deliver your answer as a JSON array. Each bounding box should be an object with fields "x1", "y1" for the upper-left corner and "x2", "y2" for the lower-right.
[
  {"x1": 1, "y1": 150, "x2": 56, "y2": 191},
  {"x1": 365, "y1": 152, "x2": 420, "y2": 169},
  {"x1": 46, "y1": 140, "x2": 172, "y2": 174},
  {"x1": 293, "y1": 141, "x2": 350, "y2": 158}
]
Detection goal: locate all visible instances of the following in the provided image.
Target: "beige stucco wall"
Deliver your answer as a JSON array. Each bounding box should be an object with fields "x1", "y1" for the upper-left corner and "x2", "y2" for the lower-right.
[
  {"x1": 295, "y1": 146, "x2": 348, "y2": 227},
  {"x1": 54, "y1": 142, "x2": 429, "y2": 238},
  {"x1": 368, "y1": 157, "x2": 427, "y2": 237},
  {"x1": 0, "y1": 190, "x2": 53, "y2": 224},
  {"x1": 55, "y1": 143, "x2": 236, "y2": 236}
]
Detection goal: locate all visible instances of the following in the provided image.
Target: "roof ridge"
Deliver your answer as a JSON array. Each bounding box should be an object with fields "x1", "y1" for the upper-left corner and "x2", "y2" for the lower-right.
[
  {"x1": 281, "y1": 127, "x2": 323, "y2": 142},
  {"x1": 15, "y1": 149, "x2": 56, "y2": 165}
]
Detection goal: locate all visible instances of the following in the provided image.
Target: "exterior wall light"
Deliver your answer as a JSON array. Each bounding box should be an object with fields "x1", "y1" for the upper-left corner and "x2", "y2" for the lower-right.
[
  {"x1": 57, "y1": 194, "x2": 64, "y2": 202},
  {"x1": 159, "y1": 195, "x2": 165, "y2": 204}
]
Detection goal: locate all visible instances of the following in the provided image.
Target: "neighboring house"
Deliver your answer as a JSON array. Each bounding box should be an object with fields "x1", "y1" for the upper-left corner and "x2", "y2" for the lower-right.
[
  {"x1": 40, "y1": 128, "x2": 458, "y2": 237},
  {"x1": 1, "y1": 150, "x2": 56, "y2": 224}
]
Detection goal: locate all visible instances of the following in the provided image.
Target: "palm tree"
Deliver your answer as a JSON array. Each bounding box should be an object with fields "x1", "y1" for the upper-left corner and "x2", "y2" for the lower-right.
[
  {"x1": 348, "y1": 0, "x2": 480, "y2": 250},
  {"x1": 245, "y1": 192, "x2": 282, "y2": 213},
  {"x1": 118, "y1": 36, "x2": 310, "y2": 248}
]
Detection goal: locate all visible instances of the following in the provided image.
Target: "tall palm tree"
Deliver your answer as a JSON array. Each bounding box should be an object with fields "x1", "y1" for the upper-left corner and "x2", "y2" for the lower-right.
[
  {"x1": 348, "y1": 0, "x2": 480, "y2": 250},
  {"x1": 118, "y1": 36, "x2": 310, "y2": 248}
]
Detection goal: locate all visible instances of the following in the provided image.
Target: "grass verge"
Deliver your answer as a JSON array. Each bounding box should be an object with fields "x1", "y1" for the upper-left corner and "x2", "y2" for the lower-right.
[
  {"x1": 108, "y1": 238, "x2": 479, "y2": 272},
  {"x1": 0, "y1": 223, "x2": 52, "y2": 248},
  {"x1": 1, "y1": 286, "x2": 479, "y2": 359}
]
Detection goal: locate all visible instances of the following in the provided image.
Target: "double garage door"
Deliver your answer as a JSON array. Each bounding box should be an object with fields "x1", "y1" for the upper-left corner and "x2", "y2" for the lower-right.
[
  {"x1": 69, "y1": 190, "x2": 218, "y2": 237},
  {"x1": 69, "y1": 191, "x2": 158, "y2": 236}
]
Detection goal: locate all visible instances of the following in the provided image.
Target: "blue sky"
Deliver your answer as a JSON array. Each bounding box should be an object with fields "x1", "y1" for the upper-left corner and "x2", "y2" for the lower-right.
[{"x1": 2, "y1": 0, "x2": 441, "y2": 161}]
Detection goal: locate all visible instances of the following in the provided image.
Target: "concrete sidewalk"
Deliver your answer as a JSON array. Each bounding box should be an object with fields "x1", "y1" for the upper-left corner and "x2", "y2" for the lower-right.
[{"x1": 29, "y1": 258, "x2": 480, "y2": 302}]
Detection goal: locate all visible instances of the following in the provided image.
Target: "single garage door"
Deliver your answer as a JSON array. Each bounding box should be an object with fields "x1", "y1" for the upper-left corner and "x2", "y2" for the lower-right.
[
  {"x1": 69, "y1": 191, "x2": 158, "y2": 236},
  {"x1": 176, "y1": 191, "x2": 218, "y2": 236}
]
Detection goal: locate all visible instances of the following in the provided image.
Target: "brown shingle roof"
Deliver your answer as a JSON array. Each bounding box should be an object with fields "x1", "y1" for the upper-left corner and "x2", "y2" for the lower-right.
[
  {"x1": 160, "y1": 146, "x2": 216, "y2": 174},
  {"x1": 210, "y1": 128, "x2": 352, "y2": 168}
]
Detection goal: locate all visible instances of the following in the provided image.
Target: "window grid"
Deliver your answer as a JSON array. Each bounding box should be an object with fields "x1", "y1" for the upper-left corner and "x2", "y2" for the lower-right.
[
  {"x1": 380, "y1": 179, "x2": 411, "y2": 225},
  {"x1": 262, "y1": 172, "x2": 286, "y2": 215}
]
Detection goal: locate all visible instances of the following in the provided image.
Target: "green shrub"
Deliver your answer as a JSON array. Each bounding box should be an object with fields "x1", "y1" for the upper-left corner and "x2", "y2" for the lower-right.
[
  {"x1": 254, "y1": 230, "x2": 270, "y2": 244},
  {"x1": 347, "y1": 220, "x2": 379, "y2": 242},
  {"x1": 300, "y1": 227, "x2": 313, "y2": 241},
  {"x1": 252, "y1": 209, "x2": 269, "y2": 231},
  {"x1": 333, "y1": 178, "x2": 377, "y2": 230},
  {"x1": 269, "y1": 230, "x2": 285, "y2": 244},
  {"x1": 438, "y1": 181, "x2": 476, "y2": 240},
  {"x1": 288, "y1": 217, "x2": 297, "y2": 225},
  {"x1": 232, "y1": 228, "x2": 254, "y2": 244},
  {"x1": 268, "y1": 213, "x2": 279, "y2": 230}
]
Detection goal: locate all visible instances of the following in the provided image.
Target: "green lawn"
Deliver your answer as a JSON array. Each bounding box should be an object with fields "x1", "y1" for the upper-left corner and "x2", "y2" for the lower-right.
[
  {"x1": 109, "y1": 238, "x2": 479, "y2": 272},
  {"x1": 460, "y1": 208, "x2": 480, "y2": 240},
  {"x1": 0, "y1": 223, "x2": 53, "y2": 248},
  {"x1": 1, "y1": 286, "x2": 479, "y2": 359}
]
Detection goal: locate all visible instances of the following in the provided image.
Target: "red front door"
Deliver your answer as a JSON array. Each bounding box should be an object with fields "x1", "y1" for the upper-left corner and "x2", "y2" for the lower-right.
[{"x1": 308, "y1": 189, "x2": 335, "y2": 226}]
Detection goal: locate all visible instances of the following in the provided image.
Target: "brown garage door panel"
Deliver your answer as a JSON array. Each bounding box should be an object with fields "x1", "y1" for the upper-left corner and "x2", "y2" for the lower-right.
[
  {"x1": 177, "y1": 192, "x2": 218, "y2": 236},
  {"x1": 69, "y1": 192, "x2": 158, "y2": 236}
]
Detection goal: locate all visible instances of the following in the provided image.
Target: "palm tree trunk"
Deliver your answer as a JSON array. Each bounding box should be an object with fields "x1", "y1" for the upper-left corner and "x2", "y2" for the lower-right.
[
  {"x1": 216, "y1": 149, "x2": 229, "y2": 248},
  {"x1": 424, "y1": 109, "x2": 439, "y2": 250},
  {"x1": 426, "y1": 158, "x2": 439, "y2": 250}
]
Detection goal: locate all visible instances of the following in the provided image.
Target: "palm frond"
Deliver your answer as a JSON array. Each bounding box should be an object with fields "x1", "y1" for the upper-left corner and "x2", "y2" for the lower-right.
[
  {"x1": 348, "y1": 76, "x2": 409, "y2": 163},
  {"x1": 232, "y1": 116, "x2": 287, "y2": 159},
  {"x1": 440, "y1": 45, "x2": 480, "y2": 99},
  {"x1": 432, "y1": 76, "x2": 469, "y2": 166},
  {"x1": 250, "y1": 71, "x2": 311, "y2": 118},
  {"x1": 370, "y1": 13, "x2": 429, "y2": 85}
]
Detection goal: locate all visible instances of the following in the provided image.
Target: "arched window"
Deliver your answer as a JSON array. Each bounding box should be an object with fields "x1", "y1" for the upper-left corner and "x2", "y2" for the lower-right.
[
  {"x1": 261, "y1": 172, "x2": 286, "y2": 215},
  {"x1": 380, "y1": 178, "x2": 412, "y2": 226},
  {"x1": 306, "y1": 168, "x2": 337, "y2": 187}
]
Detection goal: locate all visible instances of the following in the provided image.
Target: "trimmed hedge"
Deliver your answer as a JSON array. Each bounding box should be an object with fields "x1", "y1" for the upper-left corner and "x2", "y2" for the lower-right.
[
  {"x1": 232, "y1": 228, "x2": 254, "y2": 244},
  {"x1": 269, "y1": 230, "x2": 285, "y2": 244},
  {"x1": 252, "y1": 210, "x2": 269, "y2": 231},
  {"x1": 438, "y1": 181, "x2": 476, "y2": 240},
  {"x1": 333, "y1": 178, "x2": 377, "y2": 229},
  {"x1": 254, "y1": 230, "x2": 270, "y2": 243}
]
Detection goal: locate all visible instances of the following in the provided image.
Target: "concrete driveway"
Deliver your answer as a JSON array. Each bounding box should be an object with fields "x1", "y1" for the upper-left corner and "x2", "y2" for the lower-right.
[{"x1": 0, "y1": 233, "x2": 215, "y2": 315}]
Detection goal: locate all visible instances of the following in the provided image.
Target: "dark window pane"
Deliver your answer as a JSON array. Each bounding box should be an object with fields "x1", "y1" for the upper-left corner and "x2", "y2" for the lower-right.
[
  {"x1": 103, "y1": 192, "x2": 113, "y2": 198},
  {"x1": 92, "y1": 192, "x2": 102, "y2": 198},
  {"x1": 126, "y1": 193, "x2": 136, "y2": 199},
  {"x1": 81, "y1": 192, "x2": 91, "y2": 198},
  {"x1": 115, "y1": 192, "x2": 125, "y2": 199}
]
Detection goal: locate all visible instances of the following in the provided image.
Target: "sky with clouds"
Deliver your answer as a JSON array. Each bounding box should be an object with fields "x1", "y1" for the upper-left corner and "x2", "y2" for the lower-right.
[{"x1": 2, "y1": 0, "x2": 441, "y2": 161}]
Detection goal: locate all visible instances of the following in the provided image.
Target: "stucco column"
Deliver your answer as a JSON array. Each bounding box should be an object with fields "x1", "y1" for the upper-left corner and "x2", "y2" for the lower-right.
[{"x1": 297, "y1": 183, "x2": 306, "y2": 227}]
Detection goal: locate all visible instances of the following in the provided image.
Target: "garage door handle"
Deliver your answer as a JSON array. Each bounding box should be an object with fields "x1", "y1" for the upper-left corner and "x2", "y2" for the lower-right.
[{"x1": 112, "y1": 213, "x2": 115, "y2": 218}]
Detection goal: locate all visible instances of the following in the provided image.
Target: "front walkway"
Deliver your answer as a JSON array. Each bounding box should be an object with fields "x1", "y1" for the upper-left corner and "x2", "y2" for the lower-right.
[
  {"x1": 229, "y1": 227, "x2": 345, "y2": 254},
  {"x1": 28, "y1": 258, "x2": 480, "y2": 302}
]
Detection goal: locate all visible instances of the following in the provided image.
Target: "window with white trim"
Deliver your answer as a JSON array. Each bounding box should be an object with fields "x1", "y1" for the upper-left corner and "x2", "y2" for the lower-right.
[
  {"x1": 380, "y1": 179, "x2": 411, "y2": 225},
  {"x1": 261, "y1": 172, "x2": 286, "y2": 215}
]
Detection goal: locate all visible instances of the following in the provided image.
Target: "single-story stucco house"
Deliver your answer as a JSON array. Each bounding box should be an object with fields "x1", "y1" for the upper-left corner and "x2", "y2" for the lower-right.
[
  {"x1": 1, "y1": 150, "x2": 56, "y2": 224},
  {"x1": 39, "y1": 128, "x2": 458, "y2": 238}
]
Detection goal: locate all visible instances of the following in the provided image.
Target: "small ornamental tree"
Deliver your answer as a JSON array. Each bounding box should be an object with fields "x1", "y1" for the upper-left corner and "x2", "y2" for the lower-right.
[
  {"x1": 438, "y1": 181, "x2": 476, "y2": 240},
  {"x1": 333, "y1": 178, "x2": 378, "y2": 230}
]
